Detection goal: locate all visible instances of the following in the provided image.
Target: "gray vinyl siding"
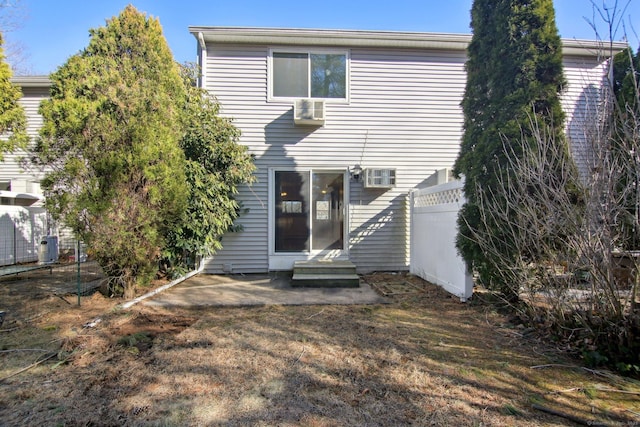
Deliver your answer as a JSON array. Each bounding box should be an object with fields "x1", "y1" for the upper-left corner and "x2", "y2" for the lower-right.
[
  {"x1": 201, "y1": 44, "x2": 466, "y2": 273},
  {"x1": 0, "y1": 86, "x2": 48, "y2": 187},
  {"x1": 201, "y1": 46, "x2": 270, "y2": 273},
  {"x1": 347, "y1": 48, "x2": 465, "y2": 272}
]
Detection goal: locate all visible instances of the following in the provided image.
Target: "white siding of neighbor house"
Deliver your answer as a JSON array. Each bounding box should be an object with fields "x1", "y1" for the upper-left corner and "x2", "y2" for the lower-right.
[
  {"x1": 201, "y1": 43, "x2": 467, "y2": 273},
  {"x1": 0, "y1": 85, "x2": 48, "y2": 189},
  {"x1": 561, "y1": 55, "x2": 610, "y2": 181},
  {"x1": 1, "y1": 83, "x2": 79, "y2": 251}
]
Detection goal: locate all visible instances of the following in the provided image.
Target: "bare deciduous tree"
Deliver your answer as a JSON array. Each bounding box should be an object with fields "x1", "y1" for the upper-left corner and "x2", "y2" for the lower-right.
[{"x1": 0, "y1": 0, "x2": 31, "y2": 75}]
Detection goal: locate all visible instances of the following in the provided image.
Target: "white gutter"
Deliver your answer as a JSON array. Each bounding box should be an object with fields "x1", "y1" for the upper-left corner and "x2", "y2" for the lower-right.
[
  {"x1": 118, "y1": 259, "x2": 205, "y2": 309},
  {"x1": 189, "y1": 26, "x2": 472, "y2": 51},
  {"x1": 561, "y1": 38, "x2": 627, "y2": 57},
  {"x1": 188, "y1": 26, "x2": 628, "y2": 57}
]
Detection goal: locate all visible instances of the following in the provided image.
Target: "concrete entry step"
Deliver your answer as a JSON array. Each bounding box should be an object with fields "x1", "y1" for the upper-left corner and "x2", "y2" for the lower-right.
[
  {"x1": 292, "y1": 260, "x2": 360, "y2": 288},
  {"x1": 293, "y1": 260, "x2": 357, "y2": 275},
  {"x1": 291, "y1": 273, "x2": 361, "y2": 288}
]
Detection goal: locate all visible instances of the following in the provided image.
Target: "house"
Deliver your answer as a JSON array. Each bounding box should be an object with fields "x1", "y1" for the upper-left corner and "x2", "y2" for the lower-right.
[
  {"x1": 188, "y1": 27, "x2": 624, "y2": 275},
  {"x1": 0, "y1": 77, "x2": 50, "y2": 265},
  {"x1": 1, "y1": 76, "x2": 50, "y2": 206},
  {"x1": 3, "y1": 28, "x2": 624, "y2": 276}
]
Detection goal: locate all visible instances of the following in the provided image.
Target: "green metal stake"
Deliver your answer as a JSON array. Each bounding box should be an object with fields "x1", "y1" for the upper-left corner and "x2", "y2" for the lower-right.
[{"x1": 77, "y1": 240, "x2": 81, "y2": 306}]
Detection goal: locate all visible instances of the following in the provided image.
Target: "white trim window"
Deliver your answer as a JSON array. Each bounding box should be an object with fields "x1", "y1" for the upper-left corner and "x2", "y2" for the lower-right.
[{"x1": 269, "y1": 49, "x2": 348, "y2": 100}]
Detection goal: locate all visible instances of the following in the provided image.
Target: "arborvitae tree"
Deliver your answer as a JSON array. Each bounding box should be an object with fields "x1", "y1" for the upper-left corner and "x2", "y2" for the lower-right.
[
  {"x1": 453, "y1": 0, "x2": 572, "y2": 299},
  {"x1": 0, "y1": 31, "x2": 27, "y2": 161},
  {"x1": 33, "y1": 6, "x2": 187, "y2": 298}
]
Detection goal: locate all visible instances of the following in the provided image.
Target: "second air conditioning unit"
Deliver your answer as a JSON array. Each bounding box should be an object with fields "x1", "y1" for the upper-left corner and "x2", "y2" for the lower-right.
[
  {"x1": 293, "y1": 99, "x2": 325, "y2": 126},
  {"x1": 364, "y1": 168, "x2": 396, "y2": 188}
]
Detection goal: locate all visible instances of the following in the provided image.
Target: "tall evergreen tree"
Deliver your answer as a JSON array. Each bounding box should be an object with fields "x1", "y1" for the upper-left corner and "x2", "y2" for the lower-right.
[
  {"x1": 453, "y1": 0, "x2": 571, "y2": 297},
  {"x1": 33, "y1": 6, "x2": 187, "y2": 298},
  {"x1": 0, "y1": 31, "x2": 27, "y2": 161}
]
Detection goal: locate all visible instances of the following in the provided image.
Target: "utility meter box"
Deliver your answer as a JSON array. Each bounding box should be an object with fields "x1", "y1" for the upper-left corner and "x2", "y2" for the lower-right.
[{"x1": 38, "y1": 236, "x2": 59, "y2": 264}]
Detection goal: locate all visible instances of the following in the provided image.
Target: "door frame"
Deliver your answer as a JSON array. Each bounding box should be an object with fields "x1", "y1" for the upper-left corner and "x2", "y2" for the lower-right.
[{"x1": 268, "y1": 167, "x2": 350, "y2": 270}]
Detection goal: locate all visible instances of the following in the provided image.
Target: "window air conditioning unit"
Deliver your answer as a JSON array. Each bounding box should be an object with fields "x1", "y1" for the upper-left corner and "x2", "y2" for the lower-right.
[
  {"x1": 293, "y1": 99, "x2": 325, "y2": 126},
  {"x1": 364, "y1": 168, "x2": 396, "y2": 188},
  {"x1": 435, "y1": 167, "x2": 454, "y2": 185}
]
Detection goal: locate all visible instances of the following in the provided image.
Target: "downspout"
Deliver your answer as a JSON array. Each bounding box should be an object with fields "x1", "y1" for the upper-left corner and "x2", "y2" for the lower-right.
[
  {"x1": 197, "y1": 31, "x2": 207, "y2": 89},
  {"x1": 118, "y1": 258, "x2": 205, "y2": 309}
]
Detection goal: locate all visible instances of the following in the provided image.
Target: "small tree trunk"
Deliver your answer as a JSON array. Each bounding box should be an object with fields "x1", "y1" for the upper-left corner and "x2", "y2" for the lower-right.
[{"x1": 123, "y1": 278, "x2": 137, "y2": 300}]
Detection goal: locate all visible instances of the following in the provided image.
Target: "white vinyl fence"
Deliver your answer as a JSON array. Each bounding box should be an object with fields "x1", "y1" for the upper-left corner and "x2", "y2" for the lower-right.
[
  {"x1": 410, "y1": 180, "x2": 473, "y2": 301},
  {"x1": 0, "y1": 205, "x2": 47, "y2": 266}
]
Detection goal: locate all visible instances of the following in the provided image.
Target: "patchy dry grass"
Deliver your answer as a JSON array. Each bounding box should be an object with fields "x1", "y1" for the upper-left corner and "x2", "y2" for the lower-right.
[{"x1": 1, "y1": 272, "x2": 639, "y2": 426}]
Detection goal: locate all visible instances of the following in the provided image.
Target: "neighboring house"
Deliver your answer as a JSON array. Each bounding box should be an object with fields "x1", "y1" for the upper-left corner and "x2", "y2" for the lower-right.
[
  {"x1": 1, "y1": 77, "x2": 50, "y2": 266},
  {"x1": 1, "y1": 75, "x2": 50, "y2": 206},
  {"x1": 189, "y1": 27, "x2": 625, "y2": 274}
]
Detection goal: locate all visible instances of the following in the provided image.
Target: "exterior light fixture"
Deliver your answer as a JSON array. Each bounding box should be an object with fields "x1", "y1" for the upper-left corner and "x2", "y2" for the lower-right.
[{"x1": 350, "y1": 164, "x2": 363, "y2": 181}]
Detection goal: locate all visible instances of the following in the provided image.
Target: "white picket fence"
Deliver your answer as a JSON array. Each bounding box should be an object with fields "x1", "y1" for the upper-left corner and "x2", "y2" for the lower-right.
[
  {"x1": 409, "y1": 180, "x2": 473, "y2": 301},
  {"x1": 0, "y1": 205, "x2": 48, "y2": 266}
]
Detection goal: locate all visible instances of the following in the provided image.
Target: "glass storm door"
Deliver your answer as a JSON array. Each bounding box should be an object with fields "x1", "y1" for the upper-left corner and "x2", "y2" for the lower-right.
[
  {"x1": 274, "y1": 171, "x2": 344, "y2": 253},
  {"x1": 311, "y1": 172, "x2": 344, "y2": 250}
]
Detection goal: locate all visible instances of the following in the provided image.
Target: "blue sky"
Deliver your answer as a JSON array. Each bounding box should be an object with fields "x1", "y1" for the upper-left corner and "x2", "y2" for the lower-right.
[{"x1": 5, "y1": 0, "x2": 640, "y2": 75}]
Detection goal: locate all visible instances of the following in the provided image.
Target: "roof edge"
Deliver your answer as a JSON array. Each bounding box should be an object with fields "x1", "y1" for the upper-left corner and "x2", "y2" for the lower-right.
[
  {"x1": 562, "y1": 38, "x2": 628, "y2": 56},
  {"x1": 189, "y1": 27, "x2": 473, "y2": 50},
  {"x1": 11, "y1": 75, "x2": 51, "y2": 87},
  {"x1": 189, "y1": 26, "x2": 628, "y2": 56}
]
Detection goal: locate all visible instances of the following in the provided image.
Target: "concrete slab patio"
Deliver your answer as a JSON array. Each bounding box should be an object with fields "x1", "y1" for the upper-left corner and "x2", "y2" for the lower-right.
[{"x1": 142, "y1": 273, "x2": 390, "y2": 308}]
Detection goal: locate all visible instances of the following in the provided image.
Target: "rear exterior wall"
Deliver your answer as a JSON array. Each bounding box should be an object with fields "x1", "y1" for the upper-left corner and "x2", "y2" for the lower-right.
[{"x1": 200, "y1": 43, "x2": 466, "y2": 273}]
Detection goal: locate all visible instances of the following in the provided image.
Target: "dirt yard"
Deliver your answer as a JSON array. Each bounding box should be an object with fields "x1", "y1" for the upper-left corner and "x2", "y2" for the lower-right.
[{"x1": 1, "y1": 272, "x2": 639, "y2": 426}]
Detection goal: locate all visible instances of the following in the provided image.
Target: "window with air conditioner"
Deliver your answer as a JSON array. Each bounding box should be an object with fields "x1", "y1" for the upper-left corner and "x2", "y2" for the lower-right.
[
  {"x1": 364, "y1": 169, "x2": 396, "y2": 188},
  {"x1": 270, "y1": 49, "x2": 348, "y2": 100}
]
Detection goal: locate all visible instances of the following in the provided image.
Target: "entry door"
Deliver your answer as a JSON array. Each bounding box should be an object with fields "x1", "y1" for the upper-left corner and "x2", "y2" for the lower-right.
[{"x1": 274, "y1": 170, "x2": 344, "y2": 253}]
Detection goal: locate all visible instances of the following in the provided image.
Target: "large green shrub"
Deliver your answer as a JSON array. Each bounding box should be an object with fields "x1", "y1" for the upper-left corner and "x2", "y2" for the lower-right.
[{"x1": 162, "y1": 68, "x2": 256, "y2": 276}]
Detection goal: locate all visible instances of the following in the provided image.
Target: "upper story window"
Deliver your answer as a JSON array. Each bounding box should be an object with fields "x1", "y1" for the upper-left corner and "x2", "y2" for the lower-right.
[{"x1": 271, "y1": 50, "x2": 348, "y2": 100}]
